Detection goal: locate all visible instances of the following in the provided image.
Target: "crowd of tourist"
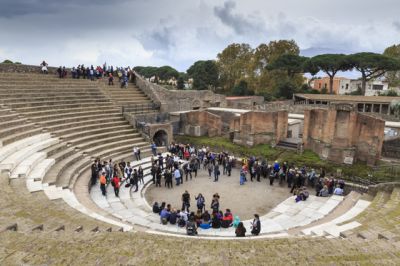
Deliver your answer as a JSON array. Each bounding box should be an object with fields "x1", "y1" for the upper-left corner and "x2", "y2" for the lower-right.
[
  {"x1": 39, "y1": 61, "x2": 134, "y2": 88},
  {"x1": 91, "y1": 136, "x2": 347, "y2": 237},
  {"x1": 152, "y1": 195, "x2": 260, "y2": 237}
]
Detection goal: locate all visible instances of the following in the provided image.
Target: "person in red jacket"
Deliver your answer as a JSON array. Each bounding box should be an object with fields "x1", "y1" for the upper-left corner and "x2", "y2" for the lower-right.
[{"x1": 112, "y1": 175, "x2": 120, "y2": 197}]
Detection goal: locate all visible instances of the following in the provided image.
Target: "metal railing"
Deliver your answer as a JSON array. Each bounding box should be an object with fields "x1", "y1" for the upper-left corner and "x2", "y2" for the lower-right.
[{"x1": 121, "y1": 103, "x2": 159, "y2": 114}]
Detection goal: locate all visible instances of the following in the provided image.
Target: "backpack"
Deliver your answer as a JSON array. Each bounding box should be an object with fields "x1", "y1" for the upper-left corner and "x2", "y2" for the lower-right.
[
  {"x1": 186, "y1": 222, "x2": 195, "y2": 235},
  {"x1": 178, "y1": 217, "x2": 186, "y2": 227}
]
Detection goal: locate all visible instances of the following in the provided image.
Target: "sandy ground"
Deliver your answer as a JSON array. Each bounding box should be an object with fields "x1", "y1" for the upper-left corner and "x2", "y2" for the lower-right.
[{"x1": 145, "y1": 167, "x2": 291, "y2": 220}]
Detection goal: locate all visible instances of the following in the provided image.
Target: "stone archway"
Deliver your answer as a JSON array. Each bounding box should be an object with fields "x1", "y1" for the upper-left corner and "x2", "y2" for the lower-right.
[{"x1": 153, "y1": 130, "x2": 168, "y2": 147}]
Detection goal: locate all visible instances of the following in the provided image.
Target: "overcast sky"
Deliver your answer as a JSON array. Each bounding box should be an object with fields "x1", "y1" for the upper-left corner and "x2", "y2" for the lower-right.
[{"x1": 0, "y1": 0, "x2": 399, "y2": 73}]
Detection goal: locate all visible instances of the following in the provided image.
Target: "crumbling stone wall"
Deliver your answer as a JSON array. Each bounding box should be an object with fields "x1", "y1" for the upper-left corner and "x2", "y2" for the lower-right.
[
  {"x1": 303, "y1": 104, "x2": 385, "y2": 165},
  {"x1": 231, "y1": 111, "x2": 288, "y2": 146},
  {"x1": 226, "y1": 96, "x2": 265, "y2": 109},
  {"x1": 135, "y1": 73, "x2": 227, "y2": 113},
  {"x1": 179, "y1": 111, "x2": 222, "y2": 137},
  {"x1": 0, "y1": 63, "x2": 60, "y2": 74}
]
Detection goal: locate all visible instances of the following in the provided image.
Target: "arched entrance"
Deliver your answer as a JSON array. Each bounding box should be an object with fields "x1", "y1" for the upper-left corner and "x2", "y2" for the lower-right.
[{"x1": 153, "y1": 130, "x2": 168, "y2": 147}]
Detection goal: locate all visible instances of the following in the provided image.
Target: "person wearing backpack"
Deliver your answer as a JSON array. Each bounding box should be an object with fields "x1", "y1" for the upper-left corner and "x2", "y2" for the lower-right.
[{"x1": 186, "y1": 217, "x2": 197, "y2": 235}]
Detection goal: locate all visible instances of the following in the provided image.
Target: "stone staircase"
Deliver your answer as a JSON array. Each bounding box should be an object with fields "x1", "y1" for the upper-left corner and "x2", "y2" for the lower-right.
[
  {"x1": 0, "y1": 72, "x2": 157, "y2": 190},
  {"x1": 99, "y1": 77, "x2": 156, "y2": 110}
]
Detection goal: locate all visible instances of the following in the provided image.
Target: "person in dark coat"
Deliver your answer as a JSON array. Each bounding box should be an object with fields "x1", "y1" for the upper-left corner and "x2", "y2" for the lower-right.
[{"x1": 251, "y1": 214, "x2": 261, "y2": 236}]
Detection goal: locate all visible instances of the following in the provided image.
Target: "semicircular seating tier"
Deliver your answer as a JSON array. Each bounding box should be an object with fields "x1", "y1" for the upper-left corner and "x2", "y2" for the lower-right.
[{"x1": 0, "y1": 71, "x2": 400, "y2": 259}]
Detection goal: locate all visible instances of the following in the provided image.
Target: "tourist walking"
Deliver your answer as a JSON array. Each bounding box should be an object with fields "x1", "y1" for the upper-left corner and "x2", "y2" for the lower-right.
[
  {"x1": 133, "y1": 146, "x2": 141, "y2": 161},
  {"x1": 151, "y1": 142, "x2": 157, "y2": 156},
  {"x1": 214, "y1": 164, "x2": 220, "y2": 182}
]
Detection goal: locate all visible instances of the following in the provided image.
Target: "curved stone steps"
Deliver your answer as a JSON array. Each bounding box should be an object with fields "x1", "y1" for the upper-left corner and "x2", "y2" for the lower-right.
[
  {"x1": 0, "y1": 137, "x2": 59, "y2": 173},
  {"x1": 0, "y1": 128, "x2": 44, "y2": 146},
  {"x1": 83, "y1": 139, "x2": 149, "y2": 156},
  {"x1": 10, "y1": 152, "x2": 46, "y2": 179},
  {"x1": 22, "y1": 105, "x2": 120, "y2": 118},
  {"x1": 0, "y1": 89, "x2": 104, "y2": 97},
  {"x1": 0, "y1": 134, "x2": 51, "y2": 161},
  {"x1": 45, "y1": 119, "x2": 128, "y2": 134},
  {"x1": 0, "y1": 113, "x2": 19, "y2": 122},
  {"x1": 6, "y1": 98, "x2": 111, "y2": 109},
  {"x1": 35, "y1": 113, "x2": 123, "y2": 127},
  {"x1": 67, "y1": 129, "x2": 140, "y2": 146},
  {"x1": 350, "y1": 191, "x2": 391, "y2": 224},
  {"x1": 28, "y1": 109, "x2": 121, "y2": 122},
  {"x1": 1, "y1": 94, "x2": 108, "y2": 102},
  {"x1": 352, "y1": 187, "x2": 400, "y2": 234},
  {"x1": 2, "y1": 96, "x2": 109, "y2": 106},
  {"x1": 77, "y1": 135, "x2": 145, "y2": 151},
  {"x1": 12, "y1": 102, "x2": 115, "y2": 113},
  {"x1": 59, "y1": 125, "x2": 132, "y2": 142},
  {"x1": 1, "y1": 177, "x2": 115, "y2": 231},
  {"x1": 0, "y1": 123, "x2": 39, "y2": 139},
  {"x1": 43, "y1": 152, "x2": 84, "y2": 185},
  {"x1": 0, "y1": 84, "x2": 99, "y2": 89},
  {"x1": 0, "y1": 117, "x2": 28, "y2": 129}
]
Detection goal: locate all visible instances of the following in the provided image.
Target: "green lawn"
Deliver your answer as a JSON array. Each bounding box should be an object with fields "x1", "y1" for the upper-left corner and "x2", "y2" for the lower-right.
[{"x1": 174, "y1": 135, "x2": 398, "y2": 183}]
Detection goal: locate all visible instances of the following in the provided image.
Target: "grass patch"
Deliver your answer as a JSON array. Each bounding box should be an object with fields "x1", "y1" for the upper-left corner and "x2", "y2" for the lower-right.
[{"x1": 174, "y1": 135, "x2": 398, "y2": 183}]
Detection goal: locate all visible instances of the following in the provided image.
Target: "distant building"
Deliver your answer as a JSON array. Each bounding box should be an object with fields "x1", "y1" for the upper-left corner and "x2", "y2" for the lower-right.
[
  {"x1": 312, "y1": 76, "x2": 390, "y2": 96},
  {"x1": 338, "y1": 79, "x2": 389, "y2": 96},
  {"x1": 312, "y1": 77, "x2": 346, "y2": 94}
]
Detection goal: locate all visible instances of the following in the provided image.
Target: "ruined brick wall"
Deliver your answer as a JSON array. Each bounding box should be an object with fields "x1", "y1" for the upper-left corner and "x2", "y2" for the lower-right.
[
  {"x1": 355, "y1": 114, "x2": 385, "y2": 164},
  {"x1": 303, "y1": 105, "x2": 384, "y2": 165},
  {"x1": 180, "y1": 111, "x2": 222, "y2": 137},
  {"x1": 233, "y1": 111, "x2": 288, "y2": 146}
]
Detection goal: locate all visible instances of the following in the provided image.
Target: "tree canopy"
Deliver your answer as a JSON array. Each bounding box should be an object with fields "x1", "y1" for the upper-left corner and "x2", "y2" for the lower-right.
[
  {"x1": 134, "y1": 65, "x2": 180, "y2": 80},
  {"x1": 305, "y1": 54, "x2": 351, "y2": 94},
  {"x1": 187, "y1": 60, "x2": 219, "y2": 90},
  {"x1": 383, "y1": 44, "x2": 400, "y2": 87},
  {"x1": 348, "y1": 52, "x2": 400, "y2": 95}
]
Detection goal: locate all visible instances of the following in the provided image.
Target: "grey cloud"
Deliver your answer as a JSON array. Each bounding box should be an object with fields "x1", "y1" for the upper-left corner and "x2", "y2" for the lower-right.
[
  {"x1": 213, "y1": 1, "x2": 263, "y2": 35},
  {"x1": 0, "y1": 0, "x2": 129, "y2": 18},
  {"x1": 137, "y1": 26, "x2": 176, "y2": 51},
  {"x1": 394, "y1": 21, "x2": 400, "y2": 31}
]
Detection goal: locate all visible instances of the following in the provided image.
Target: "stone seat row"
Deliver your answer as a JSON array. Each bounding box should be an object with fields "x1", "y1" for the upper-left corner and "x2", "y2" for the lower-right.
[{"x1": 0, "y1": 135, "x2": 135, "y2": 231}]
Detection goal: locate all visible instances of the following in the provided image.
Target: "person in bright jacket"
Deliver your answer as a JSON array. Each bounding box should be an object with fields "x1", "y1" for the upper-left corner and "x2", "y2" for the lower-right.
[
  {"x1": 112, "y1": 175, "x2": 120, "y2": 197},
  {"x1": 99, "y1": 172, "x2": 107, "y2": 196}
]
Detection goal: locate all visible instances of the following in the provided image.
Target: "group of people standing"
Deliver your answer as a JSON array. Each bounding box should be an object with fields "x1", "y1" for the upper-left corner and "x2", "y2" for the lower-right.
[
  {"x1": 39, "y1": 61, "x2": 135, "y2": 88},
  {"x1": 91, "y1": 158, "x2": 145, "y2": 197}
]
